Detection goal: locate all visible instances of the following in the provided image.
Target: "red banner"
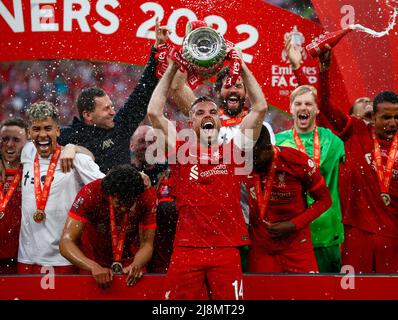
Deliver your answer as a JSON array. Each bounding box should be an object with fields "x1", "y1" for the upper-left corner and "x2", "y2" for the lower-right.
[
  {"x1": 311, "y1": 0, "x2": 398, "y2": 109},
  {"x1": 0, "y1": 0, "x2": 322, "y2": 113},
  {"x1": 2, "y1": 274, "x2": 398, "y2": 300}
]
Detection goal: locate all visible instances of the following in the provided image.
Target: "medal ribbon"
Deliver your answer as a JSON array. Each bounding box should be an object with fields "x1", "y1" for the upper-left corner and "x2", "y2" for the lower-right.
[
  {"x1": 109, "y1": 197, "x2": 135, "y2": 262},
  {"x1": 155, "y1": 40, "x2": 175, "y2": 79},
  {"x1": 34, "y1": 145, "x2": 61, "y2": 212},
  {"x1": 371, "y1": 129, "x2": 398, "y2": 194},
  {"x1": 223, "y1": 47, "x2": 243, "y2": 89},
  {"x1": 0, "y1": 168, "x2": 22, "y2": 213},
  {"x1": 253, "y1": 146, "x2": 279, "y2": 221},
  {"x1": 293, "y1": 127, "x2": 320, "y2": 167},
  {"x1": 220, "y1": 109, "x2": 248, "y2": 127}
]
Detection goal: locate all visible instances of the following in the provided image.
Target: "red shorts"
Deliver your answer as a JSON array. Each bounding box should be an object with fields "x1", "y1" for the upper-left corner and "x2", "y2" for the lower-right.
[
  {"x1": 164, "y1": 247, "x2": 244, "y2": 300},
  {"x1": 342, "y1": 225, "x2": 398, "y2": 273},
  {"x1": 17, "y1": 263, "x2": 78, "y2": 275},
  {"x1": 248, "y1": 232, "x2": 318, "y2": 273}
]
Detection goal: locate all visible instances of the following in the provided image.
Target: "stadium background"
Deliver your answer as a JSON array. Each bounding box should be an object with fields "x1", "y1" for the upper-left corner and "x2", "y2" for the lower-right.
[{"x1": 0, "y1": 0, "x2": 316, "y2": 133}]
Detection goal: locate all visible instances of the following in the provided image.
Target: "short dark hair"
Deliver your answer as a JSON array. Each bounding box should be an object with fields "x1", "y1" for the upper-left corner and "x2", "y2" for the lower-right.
[
  {"x1": 214, "y1": 67, "x2": 230, "y2": 93},
  {"x1": 101, "y1": 165, "x2": 145, "y2": 203},
  {"x1": 373, "y1": 91, "x2": 398, "y2": 113},
  {"x1": 255, "y1": 125, "x2": 272, "y2": 149},
  {"x1": 189, "y1": 96, "x2": 217, "y2": 117},
  {"x1": 0, "y1": 117, "x2": 28, "y2": 133},
  {"x1": 77, "y1": 87, "x2": 106, "y2": 119}
]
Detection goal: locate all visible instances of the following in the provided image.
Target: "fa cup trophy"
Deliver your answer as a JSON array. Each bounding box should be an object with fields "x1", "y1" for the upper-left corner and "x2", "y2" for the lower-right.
[
  {"x1": 155, "y1": 20, "x2": 242, "y2": 89},
  {"x1": 181, "y1": 21, "x2": 228, "y2": 79}
]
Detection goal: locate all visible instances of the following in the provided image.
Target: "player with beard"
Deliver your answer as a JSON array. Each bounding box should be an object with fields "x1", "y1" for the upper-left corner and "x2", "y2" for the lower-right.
[
  {"x1": 275, "y1": 84, "x2": 345, "y2": 273},
  {"x1": 213, "y1": 67, "x2": 275, "y2": 145},
  {"x1": 148, "y1": 57, "x2": 267, "y2": 299},
  {"x1": 288, "y1": 38, "x2": 398, "y2": 273},
  {"x1": 170, "y1": 66, "x2": 275, "y2": 144},
  {"x1": 248, "y1": 125, "x2": 332, "y2": 273}
]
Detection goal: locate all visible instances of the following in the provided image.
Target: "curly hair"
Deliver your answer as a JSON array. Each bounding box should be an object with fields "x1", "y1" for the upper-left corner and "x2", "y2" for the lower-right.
[
  {"x1": 101, "y1": 165, "x2": 145, "y2": 203},
  {"x1": 26, "y1": 101, "x2": 60, "y2": 125}
]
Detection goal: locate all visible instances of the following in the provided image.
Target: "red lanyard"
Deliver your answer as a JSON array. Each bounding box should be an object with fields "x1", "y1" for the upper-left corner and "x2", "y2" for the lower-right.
[
  {"x1": 0, "y1": 168, "x2": 22, "y2": 218},
  {"x1": 109, "y1": 197, "x2": 135, "y2": 262},
  {"x1": 293, "y1": 127, "x2": 320, "y2": 167},
  {"x1": 220, "y1": 109, "x2": 248, "y2": 127},
  {"x1": 371, "y1": 129, "x2": 398, "y2": 194},
  {"x1": 34, "y1": 145, "x2": 61, "y2": 212},
  {"x1": 253, "y1": 146, "x2": 278, "y2": 221}
]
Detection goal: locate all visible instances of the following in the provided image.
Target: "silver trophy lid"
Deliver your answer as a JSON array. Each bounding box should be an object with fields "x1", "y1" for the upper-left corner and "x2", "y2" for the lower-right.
[{"x1": 182, "y1": 27, "x2": 227, "y2": 68}]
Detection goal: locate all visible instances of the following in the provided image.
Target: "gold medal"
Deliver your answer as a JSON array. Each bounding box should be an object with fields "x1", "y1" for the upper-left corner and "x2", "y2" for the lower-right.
[
  {"x1": 381, "y1": 193, "x2": 391, "y2": 206},
  {"x1": 111, "y1": 262, "x2": 123, "y2": 275},
  {"x1": 33, "y1": 209, "x2": 46, "y2": 223},
  {"x1": 0, "y1": 212, "x2": 4, "y2": 220}
]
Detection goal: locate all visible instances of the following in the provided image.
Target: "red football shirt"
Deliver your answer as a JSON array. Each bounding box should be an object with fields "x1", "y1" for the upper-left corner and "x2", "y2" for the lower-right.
[
  {"x1": 170, "y1": 141, "x2": 250, "y2": 247},
  {"x1": 333, "y1": 117, "x2": 398, "y2": 237},
  {"x1": 249, "y1": 146, "x2": 331, "y2": 252},
  {"x1": 0, "y1": 169, "x2": 22, "y2": 260},
  {"x1": 68, "y1": 179, "x2": 157, "y2": 267},
  {"x1": 312, "y1": 70, "x2": 398, "y2": 238}
]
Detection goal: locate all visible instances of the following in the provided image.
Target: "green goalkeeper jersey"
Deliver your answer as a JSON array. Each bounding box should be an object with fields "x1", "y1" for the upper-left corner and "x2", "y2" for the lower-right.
[{"x1": 276, "y1": 127, "x2": 345, "y2": 247}]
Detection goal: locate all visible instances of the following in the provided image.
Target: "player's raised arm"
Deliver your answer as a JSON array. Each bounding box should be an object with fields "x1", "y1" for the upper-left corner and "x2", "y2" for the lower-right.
[
  {"x1": 239, "y1": 61, "x2": 268, "y2": 142},
  {"x1": 147, "y1": 61, "x2": 179, "y2": 151}
]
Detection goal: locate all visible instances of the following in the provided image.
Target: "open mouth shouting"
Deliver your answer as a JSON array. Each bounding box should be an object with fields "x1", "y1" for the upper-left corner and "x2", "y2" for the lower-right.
[
  {"x1": 200, "y1": 117, "x2": 218, "y2": 138},
  {"x1": 201, "y1": 118, "x2": 215, "y2": 130},
  {"x1": 5, "y1": 149, "x2": 16, "y2": 156},
  {"x1": 36, "y1": 140, "x2": 52, "y2": 152},
  {"x1": 226, "y1": 95, "x2": 240, "y2": 109},
  {"x1": 297, "y1": 111, "x2": 311, "y2": 127},
  {"x1": 221, "y1": 94, "x2": 245, "y2": 117},
  {"x1": 0, "y1": 146, "x2": 21, "y2": 165},
  {"x1": 2, "y1": 149, "x2": 17, "y2": 162},
  {"x1": 385, "y1": 128, "x2": 398, "y2": 140}
]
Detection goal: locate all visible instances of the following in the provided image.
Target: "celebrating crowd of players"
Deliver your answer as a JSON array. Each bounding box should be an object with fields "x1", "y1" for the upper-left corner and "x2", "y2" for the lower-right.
[{"x1": 0, "y1": 20, "x2": 398, "y2": 300}]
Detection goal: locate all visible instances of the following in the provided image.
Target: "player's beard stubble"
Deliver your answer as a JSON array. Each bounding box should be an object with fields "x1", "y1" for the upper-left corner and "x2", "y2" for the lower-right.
[{"x1": 219, "y1": 94, "x2": 246, "y2": 117}]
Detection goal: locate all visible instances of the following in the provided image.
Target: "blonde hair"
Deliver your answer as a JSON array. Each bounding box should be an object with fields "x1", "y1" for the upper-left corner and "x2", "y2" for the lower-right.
[{"x1": 290, "y1": 85, "x2": 317, "y2": 105}]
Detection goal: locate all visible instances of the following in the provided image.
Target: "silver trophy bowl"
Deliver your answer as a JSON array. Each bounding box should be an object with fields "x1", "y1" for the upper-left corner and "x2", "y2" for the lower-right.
[{"x1": 182, "y1": 27, "x2": 227, "y2": 78}]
